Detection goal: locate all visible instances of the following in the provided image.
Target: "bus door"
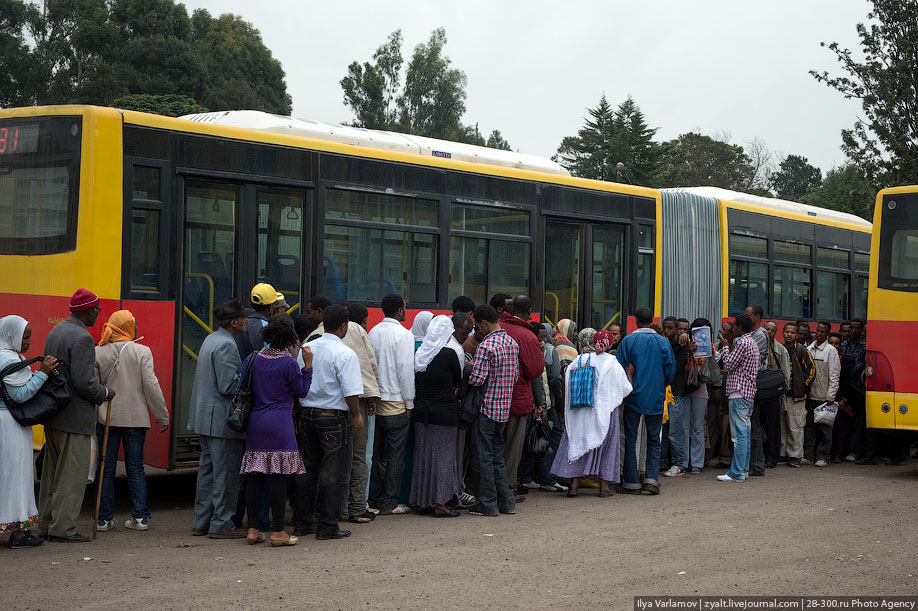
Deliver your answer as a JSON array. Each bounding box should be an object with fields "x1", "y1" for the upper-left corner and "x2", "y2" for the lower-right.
[
  {"x1": 544, "y1": 220, "x2": 626, "y2": 332},
  {"x1": 175, "y1": 179, "x2": 308, "y2": 464}
]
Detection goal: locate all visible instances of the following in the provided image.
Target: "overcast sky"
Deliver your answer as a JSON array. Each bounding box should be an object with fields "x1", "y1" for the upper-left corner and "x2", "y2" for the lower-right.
[{"x1": 181, "y1": 0, "x2": 871, "y2": 174}]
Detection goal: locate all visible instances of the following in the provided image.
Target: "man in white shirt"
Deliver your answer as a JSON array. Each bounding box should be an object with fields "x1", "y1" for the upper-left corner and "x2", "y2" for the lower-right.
[
  {"x1": 367, "y1": 294, "x2": 416, "y2": 515},
  {"x1": 804, "y1": 321, "x2": 841, "y2": 467},
  {"x1": 292, "y1": 304, "x2": 364, "y2": 540}
]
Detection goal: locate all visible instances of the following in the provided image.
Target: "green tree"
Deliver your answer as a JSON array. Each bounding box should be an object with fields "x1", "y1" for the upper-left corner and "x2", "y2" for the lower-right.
[
  {"x1": 555, "y1": 94, "x2": 659, "y2": 183},
  {"x1": 341, "y1": 30, "x2": 403, "y2": 130},
  {"x1": 652, "y1": 132, "x2": 758, "y2": 191},
  {"x1": 811, "y1": 0, "x2": 918, "y2": 185},
  {"x1": 770, "y1": 154, "x2": 823, "y2": 200},
  {"x1": 0, "y1": 0, "x2": 38, "y2": 107},
  {"x1": 802, "y1": 163, "x2": 876, "y2": 220},
  {"x1": 486, "y1": 129, "x2": 511, "y2": 151},
  {"x1": 112, "y1": 93, "x2": 206, "y2": 116}
]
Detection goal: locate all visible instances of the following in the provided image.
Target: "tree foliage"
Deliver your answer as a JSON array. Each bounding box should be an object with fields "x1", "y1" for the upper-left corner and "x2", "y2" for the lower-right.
[
  {"x1": 0, "y1": 0, "x2": 291, "y2": 114},
  {"x1": 340, "y1": 28, "x2": 510, "y2": 149},
  {"x1": 555, "y1": 94, "x2": 659, "y2": 183},
  {"x1": 112, "y1": 93, "x2": 206, "y2": 116},
  {"x1": 802, "y1": 163, "x2": 876, "y2": 220},
  {"x1": 770, "y1": 154, "x2": 823, "y2": 200},
  {"x1": 811, "y1": 0, "x2": 918, "y2": 185},
  {"x1": 652, "y1": 132, "x2": 762, "y2": 192}
]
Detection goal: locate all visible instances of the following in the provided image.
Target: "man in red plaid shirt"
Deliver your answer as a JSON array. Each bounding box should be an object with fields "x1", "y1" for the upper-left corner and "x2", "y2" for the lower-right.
[
  {"x1": 717, "y1": 314, "x2": 759, "y2": 483},
  {"x1": 467, "y1": 304, "x2": 519, "y2": 516}
]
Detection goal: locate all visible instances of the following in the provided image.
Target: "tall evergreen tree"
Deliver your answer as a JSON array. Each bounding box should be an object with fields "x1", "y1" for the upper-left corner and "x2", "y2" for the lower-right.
[{"x1": 770, "y1": 154, "x2": 823, "y2": 200}]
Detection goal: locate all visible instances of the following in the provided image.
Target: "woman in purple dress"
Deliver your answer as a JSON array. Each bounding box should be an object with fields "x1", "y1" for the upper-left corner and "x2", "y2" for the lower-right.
[{"x1": 239, "y1": 316, "x2": 312, "y2": 546}]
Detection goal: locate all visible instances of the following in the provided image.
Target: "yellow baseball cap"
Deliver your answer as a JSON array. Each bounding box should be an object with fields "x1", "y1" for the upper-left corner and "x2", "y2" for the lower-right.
[{"x1": 251, "y1": 283, "x2": 278, "y2": 306}]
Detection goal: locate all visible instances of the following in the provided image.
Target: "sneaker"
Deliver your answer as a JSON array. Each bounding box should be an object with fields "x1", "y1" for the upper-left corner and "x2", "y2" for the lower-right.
[
  {"x1": 540, "y1": 482, "x2": 568, "y2": 492},
  {"x1": 814, "y1": 459, "x2": 827, "y2": 467},
  {"x1": 801, "y1": 458, "x2": 813, "y2": 465},
  {"x1": 458, "y1": 493, "x2": 476, "y2": 506},
  {"x1": 662, "y1": 465, "x2": 684, "y2": 477},
  {"x1": 521, "y1": 480, "x2": 540, "y2": 490},
  {"x1": 125, "y1": 517, "x2": 149, "y2": 531},
  {"x1": 468, "y1": 503, "x2": 498, "y2": 517},
  {"x1": 776, "y1": 457, "x2": 789, "y2": 465},
  {"x1": 788, "y1": 458, "x2": 801, "y2": 468},
  {"x1": 716, "y1": 473, "x2": 744, "y2": 482},
  {"x1": 96, "y1": 519, "x2": 115, "y2": 532},
  {"x1": 8, "y1": 532, "x2": 43, "y2": 549},
  {"x1": 844, "y1": 454, "x2": 857, "y2": 462},
  {"x1": 689, "y1": 467, "x2": 702, "y2": 475},
  {"x1": 855, "y1": 457, "x2": 877, "y2": 465},
  {"x1": 390, "y1": 504, "x2": 411, "y2": 515}
]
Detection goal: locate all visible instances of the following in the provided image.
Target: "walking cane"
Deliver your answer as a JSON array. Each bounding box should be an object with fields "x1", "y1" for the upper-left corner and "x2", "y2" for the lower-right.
[{"x1": 92, "y1": 399, "x2": 113, "y2": 539}]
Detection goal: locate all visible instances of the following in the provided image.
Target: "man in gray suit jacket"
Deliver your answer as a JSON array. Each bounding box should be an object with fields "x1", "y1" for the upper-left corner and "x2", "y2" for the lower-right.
[
  {"x1": 39, "y1": 289, "x2": 115, "y2": 543},
  {"x1": 187, "y1": 299, "x2": 249, "y2": 538}
]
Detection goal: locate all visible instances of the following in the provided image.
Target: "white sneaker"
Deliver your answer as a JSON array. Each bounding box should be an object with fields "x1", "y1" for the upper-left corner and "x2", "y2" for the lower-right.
[
  {"x1": 96, "y1": 519, "x2": 115, "y2": 532},
  {"x1": 844, "y1": 454, "x2": 857, "y2": 462},
  {"x1": 663, "y1": 465, "x2": 684, "y2": 477},
  {"x1": 540, "y1": 482, "x2": 568, "y2": 492},
  {"x1": 521, "y1": 480, "x2": 540, "y2": 489},
  {"x1": 716, "y1": 473, "x2": 743, "y2": 482},
  {"x1": 390, "y1": 504, "x2": 411, "y2": 515},
  {"x1": 124, "y1": 517, "x2": 149, "y2": 531},
  {"x1": 801, "y1": 458, "x2": 813, "y2": 465},
  {"x1": 814, "y1": 459, "x2": 828, "y2": 467}
]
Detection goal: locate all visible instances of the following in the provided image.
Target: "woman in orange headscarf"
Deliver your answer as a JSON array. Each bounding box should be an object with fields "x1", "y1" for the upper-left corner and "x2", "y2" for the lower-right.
[{"x1": 93, "y1": 310, "x2": 169, "y2": 533}]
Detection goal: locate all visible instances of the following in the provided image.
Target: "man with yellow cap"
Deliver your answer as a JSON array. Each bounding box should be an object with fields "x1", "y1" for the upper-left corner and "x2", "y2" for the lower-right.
[{"x1": 236, "y1": 283, "x2": 281, "y2": 361}]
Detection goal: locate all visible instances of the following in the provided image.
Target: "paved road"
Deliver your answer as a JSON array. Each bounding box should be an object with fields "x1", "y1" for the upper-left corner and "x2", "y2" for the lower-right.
[{"x1": 7, "y1": 460, "x2": 918, "y2": 610}]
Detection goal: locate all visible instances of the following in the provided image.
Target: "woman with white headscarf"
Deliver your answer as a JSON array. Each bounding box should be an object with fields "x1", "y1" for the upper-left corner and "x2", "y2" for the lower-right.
[
  {"x1": 409, "y1": 315, "x2": 461, "y2": 517},
  {"x1": 0, "y1": 315, "x2": 60, "y2": 548},
  {"x1": 410, "y1": 311, "x2": 434, "y2": 350}
]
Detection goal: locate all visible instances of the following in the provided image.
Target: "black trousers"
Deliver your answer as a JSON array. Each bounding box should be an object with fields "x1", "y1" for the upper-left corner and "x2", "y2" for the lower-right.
[
  {"x1": 245, "y1": 473, "x2": 290, "y2": 532},
  {"x1": 759, "y1": 395, "x2": 782, "y2": 463},
  {"x1": 293, "y1": 408, "x2": 352, "y2": 536}
]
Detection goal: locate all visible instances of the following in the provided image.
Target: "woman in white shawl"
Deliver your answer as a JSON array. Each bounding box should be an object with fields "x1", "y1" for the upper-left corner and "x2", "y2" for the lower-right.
[
  {"x1": 551, "y1": 329, "x2": 632, "y2": 498},
  {"x1": 409, "y1": 315, "x2": 462, "y2": 517},
  {"x1": 0, "y1": 315, "x2": 60, "y2": 548},
  {"x1": 410, "y1": 311, "x2": 434, "y2": 350}
]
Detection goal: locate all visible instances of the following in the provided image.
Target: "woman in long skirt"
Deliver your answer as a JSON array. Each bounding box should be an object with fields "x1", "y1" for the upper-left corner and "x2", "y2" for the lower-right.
[
  {"x1": 0, "y1": 315, "x2": 60, "y2": 548},
  {"x1": 551, "y1": 330, "x2": 632, "y2": 497},
  {"x1": 410, "y1": 315, "x2": 461, "y2": 517}
]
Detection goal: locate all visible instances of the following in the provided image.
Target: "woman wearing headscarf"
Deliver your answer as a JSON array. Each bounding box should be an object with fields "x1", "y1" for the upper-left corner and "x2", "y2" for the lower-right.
[
  {"x1": 240, "y1": 315, "x2": 312, "y2": 546},
  {"x1": 0, "y1": 315, "x2": 59, "y2": 548},
  {"x1": 551, "y1": 330, "x2": 632, "y2": 497},
  {"x1": 94, "y1": 310, "x2": 169, "y2": 532},
  {"x1": 409, "y1": 315, "x2": 462, "y2": 517},
  {"x1": 553, "y1": 319, "x2": 579, "y2": 369},
  {"x1": 410, "y1": 311, "x2": 434, "y2": 350},
  {"x1": 577, "y1": 328, "x2": 598, "y2": 354}
]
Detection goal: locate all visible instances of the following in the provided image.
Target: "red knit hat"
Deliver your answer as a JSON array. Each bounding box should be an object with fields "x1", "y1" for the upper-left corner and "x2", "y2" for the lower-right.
[{"x1": 70, "y1": 288, "x2": 100, "y2": 312}]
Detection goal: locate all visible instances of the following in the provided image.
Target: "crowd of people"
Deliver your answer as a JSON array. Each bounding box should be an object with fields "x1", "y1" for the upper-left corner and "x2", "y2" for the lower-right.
[{"x1": 0, "y1": 286, "x2": 914, "y2": 549}]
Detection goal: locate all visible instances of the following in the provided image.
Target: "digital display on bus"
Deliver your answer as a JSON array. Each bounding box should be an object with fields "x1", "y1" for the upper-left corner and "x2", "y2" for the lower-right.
[{"x1": 0, "y1": 123, "x2": 40, "y2": 155}]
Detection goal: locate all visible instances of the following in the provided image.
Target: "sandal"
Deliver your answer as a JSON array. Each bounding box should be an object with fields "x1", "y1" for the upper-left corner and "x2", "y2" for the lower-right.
[
  {"x1": 246, "y1": 533, "x2": 265, "y2": 545},
  {"x1": 567, "y1": 487, "x2": 579, "y2": 498},
  {"x1": 598, "y1": 489, "x2": 613, "y2": 498},
  {"x1": 269, "y1": 534, "x2": 299, "y2": 547}
]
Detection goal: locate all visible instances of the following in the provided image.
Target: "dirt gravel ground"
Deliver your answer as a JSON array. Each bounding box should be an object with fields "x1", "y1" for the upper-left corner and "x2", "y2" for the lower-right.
[{"x1": 4, "y1": 460, "x2": 917, "y2": 610}]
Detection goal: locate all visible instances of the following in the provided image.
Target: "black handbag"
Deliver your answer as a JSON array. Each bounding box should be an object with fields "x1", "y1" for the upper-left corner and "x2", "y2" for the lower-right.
[
  {"x1": 525, "y1": 418, "x2": 551, "y2": 457},
  {"x1": 0, "y1": 356, "x2": 72, "y2": 426},
  {"x1": 226, "y1": 355, "x2": 256, "y2": 433},
  {"x1": 755, "y1": 346, "x2": 787, "y2": 400},
  {"x1": 458, "y1": 364, "x2": 483, "y2": 432}
]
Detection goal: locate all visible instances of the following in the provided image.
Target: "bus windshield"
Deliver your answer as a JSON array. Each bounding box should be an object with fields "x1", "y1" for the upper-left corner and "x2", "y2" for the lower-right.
[
  {"x1": 878, "y1": 191, "x2": 918, "y2": 291},
  {"x1": 0, "y1": 116, "x2": 81, "y2": 255}
]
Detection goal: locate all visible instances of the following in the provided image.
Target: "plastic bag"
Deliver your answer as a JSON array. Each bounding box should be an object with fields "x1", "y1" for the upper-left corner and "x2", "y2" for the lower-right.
[
  {"x1": 569, "y1": 354, "x2": 595, "y2": 409},
  {"x1": 699, "y1": 356, "x2": 722, "y2": 386},
  {"x1": 813, "y1": 402, "x2": 838, "y2": 427},
  {"x1": 87, "y1": 435, "x2": 98, "y2": 484}
]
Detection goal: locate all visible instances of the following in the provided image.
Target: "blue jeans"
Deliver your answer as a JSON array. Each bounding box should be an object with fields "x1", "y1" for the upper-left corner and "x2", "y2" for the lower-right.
[
  {"x1": 727, "y1": 397, "x2": 753, "y2": 481},
  {"x1": 470, "y1": 414, "x2": 515, "y2": 514},
  {"x1": 622, "y1": 406, "x2": 663, "y2": 489},
  {"x1": 368, "y1": 412, "x2": 410, "y2": 513},
  {"x1": 668, "y1": 395, "x2": 685, "y2": 468},
  {"x1": 682, "y1": 396, "x2": 708, "y2": 469},
  {"x1": 96, "y1": 425, "x2": 149, "y2": 521}
]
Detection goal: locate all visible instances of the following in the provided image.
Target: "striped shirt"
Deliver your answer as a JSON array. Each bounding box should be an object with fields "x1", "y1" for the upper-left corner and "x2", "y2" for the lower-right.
[
  {"x1": 469, "y1": 329, "x2": 519, "y2": 422},
  {"x1": 722, "y1": 333, "x2": 759, "y2": 401}
]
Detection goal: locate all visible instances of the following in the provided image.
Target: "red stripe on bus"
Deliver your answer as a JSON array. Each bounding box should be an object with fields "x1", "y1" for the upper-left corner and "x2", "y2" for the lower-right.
[{"x1": 866, "y1": 320, "x2": 918, "y2": 394}]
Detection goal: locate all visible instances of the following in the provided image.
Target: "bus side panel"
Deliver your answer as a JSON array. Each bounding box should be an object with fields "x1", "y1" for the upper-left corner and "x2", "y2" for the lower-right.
[
  {"x1": 867, "y1": 320, "x2": 918, "y2": 395},
  {"x1": 122, "y1": 299, "x2": 175, "y2": 470}
]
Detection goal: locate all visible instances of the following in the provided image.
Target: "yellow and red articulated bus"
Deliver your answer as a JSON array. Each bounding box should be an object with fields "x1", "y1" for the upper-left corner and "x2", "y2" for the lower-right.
[
  {"x1": 865, "y1": 186, "x2": 918, "y2": 431},
  {"x1": 0, "y1": 105, "x2": 873, "y2": 468}
]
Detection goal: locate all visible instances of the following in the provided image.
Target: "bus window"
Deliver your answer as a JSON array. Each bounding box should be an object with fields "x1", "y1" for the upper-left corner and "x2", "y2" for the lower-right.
[
  {"x1": 729, "y1": 259, "x2": 768, "y2": 315},
  {"x1": 775, "y1": 240, "x2": 811, "y2": 265},
  {"x1": 853, "y1": 274, "x2": 868, "y2": 319},
  {"x1": 773, "y1": 265, "x2": 811, "y2": 319},
  {"x1": 817, "y1": 246, "x2": 849, "y2": 270},
  {"x1": 817, "y1": 270, "x2": 849, "y2": 320},
  {"x1": 636, "y1": 224, "x2": 654, "y2": 311},
  {"x1": 878, "y1": 194, "x2": 918, "y2": 291},
  {"x1": 130, "y1": 209, "x2": 160, "y2": 292},
  {"x1": 257, "y1": 190, "x2": 303, "y2": 311},
  {"x1": 449, "y1": 236, "x2": 530, "y2": 306}
]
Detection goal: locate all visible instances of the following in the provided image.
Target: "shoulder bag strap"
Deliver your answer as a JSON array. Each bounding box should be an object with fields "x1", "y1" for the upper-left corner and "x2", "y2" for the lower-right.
[{"x1": 100, "y1": 343, "x2": 129, "y2": 387}]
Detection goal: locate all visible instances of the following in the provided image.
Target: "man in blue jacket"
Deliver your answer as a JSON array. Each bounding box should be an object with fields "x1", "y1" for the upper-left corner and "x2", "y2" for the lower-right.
[{"x1": 616, "y1": 307, "x2": 676, "y2": 495}]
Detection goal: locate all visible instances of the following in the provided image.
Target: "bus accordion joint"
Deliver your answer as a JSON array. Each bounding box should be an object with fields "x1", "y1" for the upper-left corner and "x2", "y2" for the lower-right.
[{"x1": 865, "y1": 350, "x2": 894, "y2": 392}]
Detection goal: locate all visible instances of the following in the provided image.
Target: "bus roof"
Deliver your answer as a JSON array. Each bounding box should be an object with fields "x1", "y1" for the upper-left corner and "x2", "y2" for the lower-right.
[
  {"x1": 179, "y1": 110, "x2": 571, "y2": 177},
  {"x1": 665, "y1": 186, "x2": 872, "y2": 231}
]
